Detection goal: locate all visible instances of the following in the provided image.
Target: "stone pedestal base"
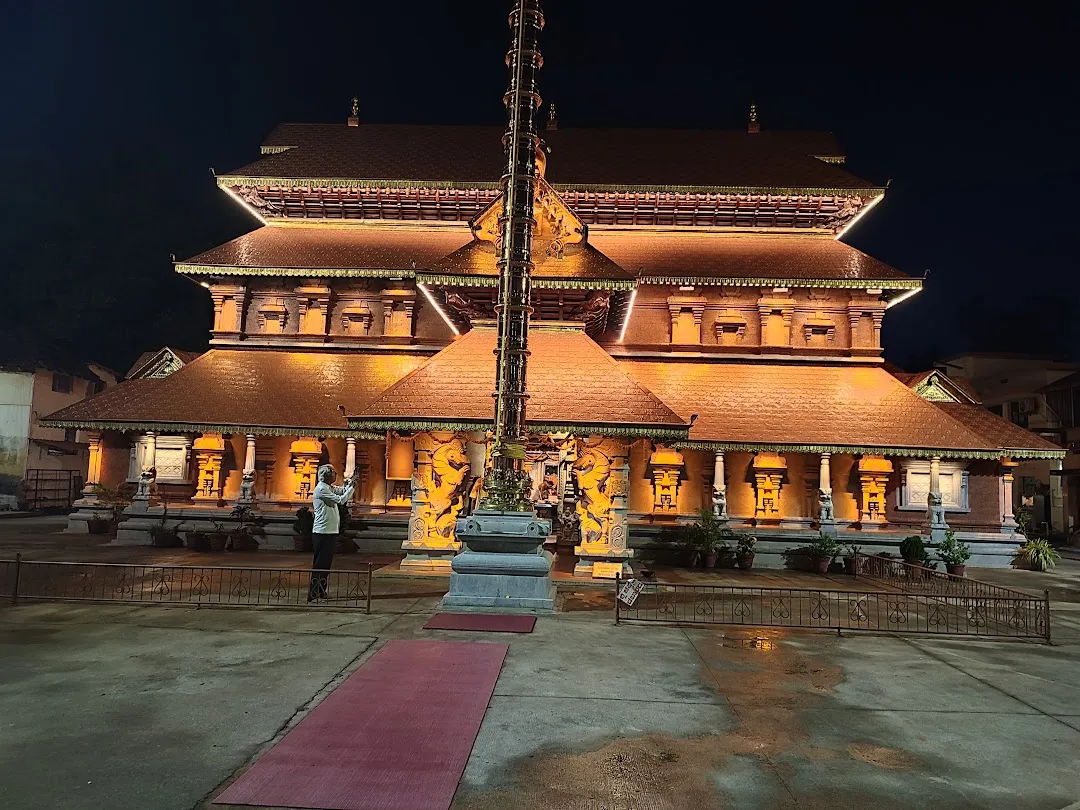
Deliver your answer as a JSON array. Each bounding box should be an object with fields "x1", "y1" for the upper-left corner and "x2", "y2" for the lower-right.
[
  {"x1": 64, "y1": 505, "x2": 110, "y2": 534},
  {"x1": 859, "y1": 519, "x2": 887, "y2": 531},
  {"x1": 441, "y1": 510, "x2": 554, "y2": 611},
  {"x1": 817, "y1": 519, "x2": 838, "y2": 538},
  {"x1": 779, "y1": 517, "x2": 814, "y2": 530},
  {"x1": 573, "y1": 547, "x2": 633, "y2": 578},
  {"x1": 401, "y1": 539, "x2": 461, "y2": 571}
]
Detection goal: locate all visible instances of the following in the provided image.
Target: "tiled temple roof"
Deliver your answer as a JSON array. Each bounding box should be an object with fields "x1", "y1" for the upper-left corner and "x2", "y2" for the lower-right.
[
  {"x1": 588, "y1": 231, "x2": 916, "y2": 287},
  {"x1": 178, "y1": 225, "x2": 472, "y2": 276},
  {"x1": 350, "y1": 324, "x2": 690, "y2": 439},
  {"x1": 40, "y1": 349, "x2": 430, "y2": 437},
  {"x1": 929, "y1": 402, "x2": 1063, "y2": 455},
  {"x1": 221, "y1": 124, "x2": 878, "y2": 194},
  {"x1": 619, "y1": 359, "x2": 1063, "y2": 459},
  {"x1": 422, "y1": 240, "x2": 636, "y2": 289}
]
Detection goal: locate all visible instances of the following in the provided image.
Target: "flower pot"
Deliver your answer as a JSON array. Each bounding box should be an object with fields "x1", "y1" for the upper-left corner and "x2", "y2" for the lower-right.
[
  {"x1": 945, "y1": 564, "x2": 966, "y2": 577},
  {"x1": 704, "y1": 550, "x2": 719, "y2": 568},
  {"x1": 811, "y1": 555, "x2": 832, "y2": 574},
  {"x1": 208, "y1": 533, "x2": 227, "y2": 553},
  {"x1": 843, "y1": 556, "x2": 857, "y2": 575},
  {"x1": 186, "y1": 532, "x2": 210, "y2": 553},
  {"x1": 87, "y1": 517, "x2": 110, "y2": 535},
  {"x1": 736, "y1": 553, "x2": 755, "y2": 570},
  {"x1": 230, "y1": 533, "x2": 258, "y2": 552},
  {"x1": 294, "y1": 534, "x2": 313, "y2": 553}
]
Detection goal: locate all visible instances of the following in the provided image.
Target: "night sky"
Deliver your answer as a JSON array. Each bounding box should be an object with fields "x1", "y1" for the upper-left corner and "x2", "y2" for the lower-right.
[{"x1": 2, "y1": 1, "x2": 1077, "y2": 375}]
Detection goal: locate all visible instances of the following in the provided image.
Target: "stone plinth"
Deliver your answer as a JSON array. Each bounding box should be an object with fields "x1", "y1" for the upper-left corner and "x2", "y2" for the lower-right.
[{"x1": 442, "y1": 510, "x2": 555, "y2": 611}]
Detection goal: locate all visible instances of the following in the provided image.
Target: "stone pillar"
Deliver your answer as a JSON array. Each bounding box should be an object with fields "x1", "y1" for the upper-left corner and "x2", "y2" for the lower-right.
[
  {"x1": 648, "y1": 445, "x2": 684, "y2": 514},
  {"x1": 82, "y1": 431, "x2": 103, "y2": 498},
  {"x1": 1000, "y1": 457, "x2": 1019, "y2": 533},
  {"x1": 238, "y1": 434, "x2": 257, "y2": 505},
  {"x1": 1050, "y1": 459, "x2": 1065, "y2": 535},
  {"x1": 857, "y1": 455, "x2": 892, "y2": 529},
  {"x1": 574, "y1": 437, "x2": 633, "y2": 577},
  {"x1": 343, "y1": 436, "x2": 358, "y2": 511},
  {"x1": 752, "y1": 451, "x2": 787, "y2": 524},
  {"x1": 712, "y1": 451, "x2": 728, "y2": 520},
  {"x1": 192, "y1": 433, "x2": 226, "y2": 505},
  {"x1": 402, "y1": 431, "x2": 470, "y2": 570},
  {"x1": 131, "y1": 431, "x2": 157, "y2": 510},
  {"x1": 817, "y1": 452, "x2": 837, "y2": 535}
]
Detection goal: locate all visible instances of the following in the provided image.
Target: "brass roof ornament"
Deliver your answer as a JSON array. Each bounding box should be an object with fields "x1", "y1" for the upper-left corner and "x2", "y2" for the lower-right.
[
  {"x1": 748, "y1": 103, "x2": 760, "y2": 134},
  {"x1": 348, "y1": 96, "x2": 360, "y2": 127}
]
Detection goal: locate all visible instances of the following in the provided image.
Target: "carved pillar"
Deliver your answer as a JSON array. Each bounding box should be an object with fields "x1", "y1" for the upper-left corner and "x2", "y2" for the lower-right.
[
  {"x1": 382, "y1": 297, "x2": 395, "y2": 334},
  {"x1": 402, "y1": 431, "x2": 470, "y2": 569},
  {"x1": 237, "y1": 434, "x2": 257, "y2": 505},
  {"x1": 712, "y1": 451, "x2": 728, "y2": 519},
  {"x1": 1000, "y1": 457, "x2": 1019, "y2": 533},
  {"x1": 290, "y1": 437, "x2": 324, "y2": 502},
  {"x1": 131, "y1": 431, "x2": 157, "y2": 509},
  {"x1": 344, "y1": 437, "x2": 357, "y2": 511},
  {"x1": 752, "y1": 452, "x2": 787, "y2": 524},
  {"x1": 648, "y1": 445, "x2": 684, "y2": 514},
  {"x1": 574, "y1": 437, "x2": 633, "y2": 577},
  {"x1": 1050, "y1": 459, "x2": 1066, "y2": 534},
  {"x1": 192, "y1": 433, "x2": 226, "y2": 504},
  {"x1": 858, "y1": 455, "x2": 892, "y2": 529},
  {"x1": 83, "y1": 431, "x2": 103, "y2": 496},
  {"x1": 817, "y1": 452, "x2": 837, "y2": 533}
]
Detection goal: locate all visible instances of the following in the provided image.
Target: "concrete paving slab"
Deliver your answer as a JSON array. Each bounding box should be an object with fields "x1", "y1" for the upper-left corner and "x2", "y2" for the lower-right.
[
  {"x1": 791, "y1": 707, "x2": 1080, "y2": 809},
  {"x1": 491, "y1": 618, "x2": 721, "y2": 703},
  {"x1": 0, "y1": 618, "x2": 373, "y2": 810}
]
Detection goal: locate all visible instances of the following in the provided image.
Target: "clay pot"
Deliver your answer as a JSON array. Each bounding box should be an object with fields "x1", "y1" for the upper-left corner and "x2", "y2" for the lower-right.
[
  {"x1": 843, "y1": 556, "x2": 857, "y2": 575},
  {"x1": 208, "y1": 533, "x2": 228, "y2": 553},
  {"x1": 946, "y1": 564, "x2": 966, "y2": 577},
  {"x1": 811, "y1": 555, "x2": 832, "y2": 574},
  {"x1": 186, "y1": 532, "x2": 210, "y2": 553},
  {"x1": 704, "y1": 550, "x2": 719, "y2": 568},
  {"x1": 736, "y1": 553, "x2": 755, "y2": 571}
]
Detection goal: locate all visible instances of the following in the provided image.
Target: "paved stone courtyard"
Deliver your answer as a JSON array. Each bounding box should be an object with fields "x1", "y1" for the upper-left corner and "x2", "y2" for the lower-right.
[{"x1": 2, "y1": 516, "x2": 1080, "y2": 809}]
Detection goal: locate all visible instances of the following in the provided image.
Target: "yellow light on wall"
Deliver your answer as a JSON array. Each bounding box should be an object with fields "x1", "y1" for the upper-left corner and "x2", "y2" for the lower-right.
[
  {"x1": 417, "y1": 282, "x2": 461, "y2": 336},
  {"x1": 835, "y1": 194, "x2": 884, "y2": 241},
  {"x1": 220, "y1": 185, "x2": 268, "y2": 226},
  {"x1": 618, "y1": 288, "x2": 638, "y2": 343}
]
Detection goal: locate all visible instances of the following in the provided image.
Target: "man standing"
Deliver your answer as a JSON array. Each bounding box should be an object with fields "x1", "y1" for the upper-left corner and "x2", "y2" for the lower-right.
[{"x1": 308, "y1": 464, "x2": 354, "y2": 602}]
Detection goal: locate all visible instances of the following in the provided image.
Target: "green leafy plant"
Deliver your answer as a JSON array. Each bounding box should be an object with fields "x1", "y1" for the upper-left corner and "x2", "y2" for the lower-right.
[
  {"x1": 149, "y1": 501, "x2": 182, "y2": 548},
  {"x1": 1013, "y1": 537, "x2": 1060, "y2": 571},
  {"x1": 293, "y1": 507, "x2": 314, "y2": 537},
  {"x1": 736, "y1": 534, "x2": 757, "y2": 556},
  {"x1": 688, "y1": 508, "x2": 731, "y2": 554},
  {"x1": 937, "y1": 530, "x2": 971, "y2": 566},
  {"x1": 808, "y1": 532, "x2": 840, "y2": 559},
  {"x1": 899, "y1": 535, "x2": 926, "y2": 563},
  {"x1": 229, "y1": 504, "x2": 263, "y2": 551},
  {"x1": 90, "y1": 483, "x2": 130, "y2": 534}
]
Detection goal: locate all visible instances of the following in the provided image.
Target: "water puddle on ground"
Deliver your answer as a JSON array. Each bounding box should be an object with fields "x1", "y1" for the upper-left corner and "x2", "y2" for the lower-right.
[{"x1": 452, "y1": 628, "x2": 920, "y2": 809}]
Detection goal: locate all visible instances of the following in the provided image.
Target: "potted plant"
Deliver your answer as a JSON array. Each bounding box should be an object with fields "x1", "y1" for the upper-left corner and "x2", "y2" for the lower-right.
[
  {"x1": 899, "y1": 535, "x2": 926, "y2": 566},
  {"x1": 808, "y1": 532, "x2": 840, "y2": 574},
  {"x1": 185, "y1": 523, "x2": 211, "y2": 552},
  {"x1": 687, "y1": 509, "x2": 728, "y2": 568},
  {"x1": 937, "y1": 530, "x2": 971, "y2": 576},
  {"x1": 208, "y1": 520, "x2": 228, "y2": 553},
  {"x1": 293, "y1": 506, "x2": 315, "y2": 552},
  {"x1": 1013, "y1": 537, "x2": 1060, "y2": 571},
  {"x1": 842, "y1": 543, "x2": 861, "y2": 575},
  {"x1": 229, "y1": 504, "x2": 262, "y2": 552},
  {"x1": 89, "y1": 483, "x2": 130, "y2": 537},
  {"x1": 736, "y1": 534, "x2": 757, "y2": 570},
  {"x1": 149, "y1": 502, "x2": 182, "y2": 548},
  {"x1": 87, "y1": 515, "x2": 111, "y2": 535}
]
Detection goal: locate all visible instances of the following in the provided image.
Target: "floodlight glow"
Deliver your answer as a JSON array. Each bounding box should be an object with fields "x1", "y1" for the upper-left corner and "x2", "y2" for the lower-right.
[
  {"x1": 618, "y1": 288, "x2": 638, "y2": 343},
  {"x1": 835, "y1": 194, "x2": 883, "y2": 241},
  {"x1": 417, "y1": 282, "x2": 461, "y2": 336},
  {"x1": 885, "y1": 286, "x2": 922, "y2": 309},
  {"x1": 220, "y1": 185, "x2": 268, "y2": 225}
]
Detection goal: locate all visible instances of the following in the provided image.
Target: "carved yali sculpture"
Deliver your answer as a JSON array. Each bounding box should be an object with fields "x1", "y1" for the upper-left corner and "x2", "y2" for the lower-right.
[
  {"x1": 411, "y1": 433, "x2": 471, "y2": 543},
  {"x1": 573, "y1": 438, "x2": 624, "y2": 546},
  {"x1": 818, "y1": 489, "x2": 835, "y2": 522}
]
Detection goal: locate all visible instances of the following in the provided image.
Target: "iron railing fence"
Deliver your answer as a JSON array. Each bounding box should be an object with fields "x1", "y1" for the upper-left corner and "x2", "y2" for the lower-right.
[
  {"x1": 1, "y1": 557, "x2": 372, "y2": 612},
  {"x1": 614, "y1": 575, "x2": 1050, "y2": 641},
  {"x1": 856, "y1": 553, "x2": 1036, "y2": 601}
]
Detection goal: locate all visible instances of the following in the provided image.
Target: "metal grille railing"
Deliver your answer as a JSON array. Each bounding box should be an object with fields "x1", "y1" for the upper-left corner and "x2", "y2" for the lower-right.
[
  {"x1": 857, "y1": 553, "x2": 1037, "y2": 600},
  {"x1": 614, "y1": 576, "x2": 1050, "y2": 641},
  {"x1": 1, "y1": 557, "x2": 372, "y2": 612}
]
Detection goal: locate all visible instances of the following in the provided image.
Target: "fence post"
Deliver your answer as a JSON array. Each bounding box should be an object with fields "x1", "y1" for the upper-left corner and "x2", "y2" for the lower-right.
[
  {"x1": 1041, "y1": 591, "x2": 1049, "y2": 648},
  {"x1": 614, "y1": 571, "x2": 621, "y2": 626},
  {"x1": 366, "y1": 563, "x2": 373, "y2": 615},
  {"x1": 12, "y1": 553, "x2": 21, "y2": 605},
  {"x1": 853, "y1": 551, "x2": 859, "y2": 579}
]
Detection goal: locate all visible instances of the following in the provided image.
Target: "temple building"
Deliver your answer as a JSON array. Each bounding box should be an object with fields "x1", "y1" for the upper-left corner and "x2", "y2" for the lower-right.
[{"x1": 42, "y1": 105, "x2": 1063, "y2": 568}]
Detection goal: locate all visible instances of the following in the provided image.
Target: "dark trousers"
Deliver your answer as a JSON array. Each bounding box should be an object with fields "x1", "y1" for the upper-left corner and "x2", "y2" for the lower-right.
[{"x1": 308, "y1": 532, "x2": 337, "y2": 601}]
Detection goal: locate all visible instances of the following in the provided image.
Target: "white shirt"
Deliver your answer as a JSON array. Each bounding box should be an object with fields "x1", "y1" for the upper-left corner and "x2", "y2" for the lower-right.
[{"x1": 312, "y1": 480, "x2": 354, "y2": 534}]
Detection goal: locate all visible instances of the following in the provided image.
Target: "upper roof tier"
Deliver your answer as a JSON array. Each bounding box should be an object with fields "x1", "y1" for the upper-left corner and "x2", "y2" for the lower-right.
[{"x1": 219, "y1": 123, "x2": 881, "y2": 195}]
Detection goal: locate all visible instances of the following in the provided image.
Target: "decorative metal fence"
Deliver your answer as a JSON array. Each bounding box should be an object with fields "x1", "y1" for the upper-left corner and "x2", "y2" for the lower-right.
[
  {"x1": 614, "y1": 575, "x2": 1050, "y2": 641},
  {"x1": 856, "y1": 553, "x2": 1035, "y2": 600},
  {"x1": 1, "y1": 557, "x2": 372, "y2": 612}
]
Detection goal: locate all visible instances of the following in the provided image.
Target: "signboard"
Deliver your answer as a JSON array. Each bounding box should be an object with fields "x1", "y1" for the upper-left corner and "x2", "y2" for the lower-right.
[
  {"x1": 592, "y1": 562, "x2": 624, "y2": 580},
  {"x1": 617, "y1": 578, "x2": 645, "y2": 606}
]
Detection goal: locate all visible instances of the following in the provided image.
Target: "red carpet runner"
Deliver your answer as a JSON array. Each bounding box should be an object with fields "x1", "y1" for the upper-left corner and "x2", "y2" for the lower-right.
[
  {"x1": 214, "y1": 639, "x2": 508, "y2": 810},
  {"x1": 423, "y1": 612, "x2": 536, "y2": 633}
]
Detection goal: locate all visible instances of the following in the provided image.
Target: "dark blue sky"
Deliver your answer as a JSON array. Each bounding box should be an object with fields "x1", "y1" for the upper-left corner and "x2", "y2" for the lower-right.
[{"x1": 2, "y1": 1, "x2": 1077, "y2": 373}]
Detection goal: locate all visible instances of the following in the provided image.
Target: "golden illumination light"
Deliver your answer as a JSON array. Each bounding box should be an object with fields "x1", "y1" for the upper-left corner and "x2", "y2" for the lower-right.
[
  {"x1": 417, "y1": 282, "x2": 461, "y2": 336},
  {"x1": 885, "y1": 286, "x2": 922, "y2": 309},
  {"x1": 618, "y1": 288, "x2": 638, "y2": 343},
  {"x1": 220, "y1": 185, "x2": 268, "y2": 225},
  {"x1": 834, "y1": 194, "x2": 883, "y2": 241}
]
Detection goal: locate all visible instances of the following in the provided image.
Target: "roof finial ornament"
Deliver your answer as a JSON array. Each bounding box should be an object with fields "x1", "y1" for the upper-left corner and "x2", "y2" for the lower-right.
[
  {"x1": 546, "y1": 102, "x2": 558, "y2": 130},
  {"x1": 747, "y1": 103, "x2": 760, "y2": 134},
  {"x1": 348, "y1": 96, "x2": 360, "y2": 127}
]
